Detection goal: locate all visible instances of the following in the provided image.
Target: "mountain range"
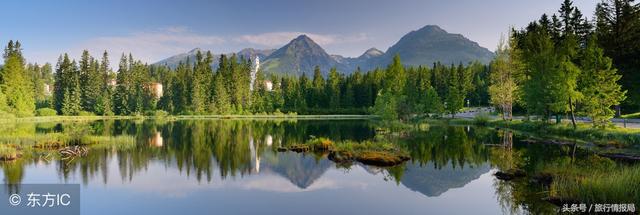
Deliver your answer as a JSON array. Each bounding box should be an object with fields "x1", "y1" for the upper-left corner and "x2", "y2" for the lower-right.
[{"x1": 154, "y1": 25, "x2": 494, "y2": 76}]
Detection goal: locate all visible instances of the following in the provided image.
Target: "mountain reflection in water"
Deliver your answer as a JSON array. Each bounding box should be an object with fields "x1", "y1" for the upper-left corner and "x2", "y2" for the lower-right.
[{"x1": 1, "y1": 119, "x2": 572, "y2": 214}]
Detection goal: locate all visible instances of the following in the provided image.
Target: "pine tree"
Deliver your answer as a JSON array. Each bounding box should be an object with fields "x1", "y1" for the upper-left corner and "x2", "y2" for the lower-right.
[
  {"x1": 113, "y1": 54, "x2": 130, "y2": 115},
  {"x1": 32, "y1": 63, "x2": 54, "y2": 108},
  {"x1": 299, "y1": 72, "x2": 311, "y2": 111},
  {"x1": 251, "y1": 63, "x2": 267, "y2": 112},
  {"x1": 213, "y1": 73, "x2": 231, "y2": 114},
  {"x1": 385, "y1": 54, "x2": 406, "y2": 95},
  {"x1": 559, "y1": 0, "x2": 575, "y2": 34},
  {"x1": 445, "y1": 66, "x2": 464, "y2": 118},
  {"x1": 326, "y1": 67, "x2": 341, "y2": 109},
  {"x1": 595, "y1": 0, "x2": 640, "y2": 110},
  {"x1": 342, "y1": 76, "x2": 355, "y2": 109},
  {"x1": 312, "y1": 66, "x2": 325, "y2": 108},
  {"x1": 190, "y1": 51, "x2": 208, "y2": 113},
  {"x1": 61, "y1": 80, "x2": 82, "y2": 115},
  {"x1": 517, "y1": 20, "x2": 562, "y2": 120},
  {"x1": 96, "y1": 51, "x2": 113, "y2": 115},
  {"x1": 578, "y1": 36, "x2": 627, "y2": 127},
  {"x1": 128, "y1": 58, "x2": 148, "y2": 114},
  {"x1": 100, "y1": 89, "x2": 114, "y2": 116},
  {"x1": 1, "y1": 40, "x2": 35, "y2": 116},
  {"x1": 55, "y1": 56, "x2": 82, "y2": 116},
  {"x1": 79, "y1": 50, "x2": 104, "y2": 113},
  {"x1": 53, "y1": 55, "x2": 66, "y2": 113},
  {"x1": 269, "y1": 76, "x2": 285, "y2": 112}
]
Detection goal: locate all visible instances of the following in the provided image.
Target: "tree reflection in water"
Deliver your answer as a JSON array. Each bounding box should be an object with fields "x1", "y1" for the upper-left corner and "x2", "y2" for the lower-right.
[{"x1": 0, "y1": 119, "x2": 600, "y2": 213}]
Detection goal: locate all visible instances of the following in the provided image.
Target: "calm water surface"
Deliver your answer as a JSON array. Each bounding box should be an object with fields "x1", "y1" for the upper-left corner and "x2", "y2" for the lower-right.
[{"x1": 1, "y1": 119, "x2": 581, "y2": 214}]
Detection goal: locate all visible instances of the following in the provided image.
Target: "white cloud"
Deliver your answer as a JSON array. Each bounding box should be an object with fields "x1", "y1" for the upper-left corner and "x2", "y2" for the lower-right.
[
  {"x1": 235, "y1": 32, "x2": 368, "y2": 47},
  {"x1": 73, "y1": 26, "x2": 224, "y2": 65}
]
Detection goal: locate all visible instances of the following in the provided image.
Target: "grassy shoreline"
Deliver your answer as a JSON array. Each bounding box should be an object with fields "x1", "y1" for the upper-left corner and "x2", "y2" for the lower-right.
[
  {"x1": 441, "y1": 118, "x2": 640, "y2": 147},
  {"x1": 3, "y1": 114, "x2": 639, "y2": 148},
  {"x1": 0, "y1": 114, "x2": 376, "y2": 123},
  {"x1": 4, "y1": 113, "x2": 639, "y2": 147}
]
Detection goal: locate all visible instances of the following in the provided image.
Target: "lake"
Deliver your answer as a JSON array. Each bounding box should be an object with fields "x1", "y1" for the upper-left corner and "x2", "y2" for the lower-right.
[{"x1": 1, "y1": 119, "x2": 593, "y2": 214}]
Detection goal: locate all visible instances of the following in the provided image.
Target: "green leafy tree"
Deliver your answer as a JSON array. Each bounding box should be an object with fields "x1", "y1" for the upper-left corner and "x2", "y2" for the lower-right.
[
  {"x1": 489, "y1": 34, "x2": 522, "y2": 120},
  {"x1": 0, "y1": 87, "x2": 8, "y2": 112},
  {"x1": 372, "y1": 89, "x2": 398, "y2": 121},
  {"x1": 422, "y1": 87, "x2": 443, "y2": 115}
]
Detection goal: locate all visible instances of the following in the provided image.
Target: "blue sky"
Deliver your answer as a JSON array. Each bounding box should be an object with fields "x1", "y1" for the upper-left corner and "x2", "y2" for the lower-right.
[{"x1": 1, "y1": 0, "x2": 597, "y2": 67}]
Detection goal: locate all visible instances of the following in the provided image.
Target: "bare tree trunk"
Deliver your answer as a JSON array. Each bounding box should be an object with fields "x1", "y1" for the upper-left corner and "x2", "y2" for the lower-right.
[
  {"x1": 545, "y1": 108, "x2": 550, "y2": 124},
  {"x1": 569, "y1": 96, "x2": 577, "y2": 129}
]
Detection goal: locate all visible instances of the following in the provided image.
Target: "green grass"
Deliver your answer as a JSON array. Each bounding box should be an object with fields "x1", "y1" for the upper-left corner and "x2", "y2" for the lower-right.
[
  {"x1": 447, "y1": 118, "x2": 640, "y2": 147},
  {"x1": 332, "y1": 140, "x2": 401, "y2": 153},
  {"x1": 472, "y1": 112, "x2": 491, "y2": 126},
  {"x1": 0, "y1": 132, "x2": 69, "y2": 147},
  {"x1": 80, "y1": 135, "x2": 136, "y2": 146},
  {"x1": 548, "y1": 160, "x2": 640, "y2": 205},
  {"x1": 305, "y1": 137, "x2": 334, "y2": 150},
  {"x1": 282, "y1": 137, "x2": 410, "y2": 166},
  {"x1": 85, "y1": 135, "x2": 136, "y2": 150}
]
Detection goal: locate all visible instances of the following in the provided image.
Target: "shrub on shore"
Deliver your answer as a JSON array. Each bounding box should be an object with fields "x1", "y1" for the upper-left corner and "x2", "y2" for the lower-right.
[{"x1": 36, "y1": 108, "x2": 57, "y2": 116}]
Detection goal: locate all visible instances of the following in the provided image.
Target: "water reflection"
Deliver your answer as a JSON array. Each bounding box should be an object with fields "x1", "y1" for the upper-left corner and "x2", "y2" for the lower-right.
[
  {"x1": 0, "y1": 119, "x2": 583, "y2": 214},
  {"x1": 149, "y1": 132, "x2": 163, "y2": 147}
]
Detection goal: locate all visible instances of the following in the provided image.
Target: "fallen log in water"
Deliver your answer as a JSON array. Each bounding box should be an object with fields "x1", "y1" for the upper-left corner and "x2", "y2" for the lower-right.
[
  {"x1": 494, "y1": 169, "x2": 526, "y2": 181},
  {"x1": 521, "y1": 139, "x2": 575, "y2": 146},
  {"x1": 598, "y1": 153, "x2": 640, "y2": 163},
  {"x1": 59, "y1": 146, "x2": 88, "y2": 158}
]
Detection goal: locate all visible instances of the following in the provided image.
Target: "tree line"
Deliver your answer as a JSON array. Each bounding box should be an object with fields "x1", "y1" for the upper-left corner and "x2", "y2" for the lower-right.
[
  {"x1": 488, "y1": 0, "x2": 630, "y2": 128},
  {"x1": 0, "y1": 40, "x2": 489, "y2": 118},
  {"x1": 0, "y1": 0, "x2": 636, "y2": 129}
]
